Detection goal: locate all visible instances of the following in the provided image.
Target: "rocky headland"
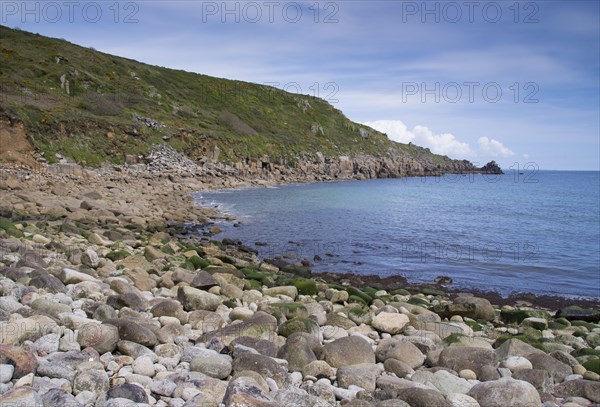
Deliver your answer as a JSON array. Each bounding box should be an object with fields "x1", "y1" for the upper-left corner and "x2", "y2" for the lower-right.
[{"x1": 0, "y1": 156, "x2": 599, "y2": 407}]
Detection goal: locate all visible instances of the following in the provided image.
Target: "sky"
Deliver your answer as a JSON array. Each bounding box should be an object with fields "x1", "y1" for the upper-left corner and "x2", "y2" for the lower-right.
[{"x1": 2, "y1": 0, "x2": 599, "y2": 170}]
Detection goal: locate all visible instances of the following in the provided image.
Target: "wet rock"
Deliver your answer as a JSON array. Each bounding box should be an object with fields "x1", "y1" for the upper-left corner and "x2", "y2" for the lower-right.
[
  {"x1": 432, "y1": 303, "x2": 477, "y2": 320},
  {"x1": 556, "y1": 306, "x2": 600, "y2": 323}
]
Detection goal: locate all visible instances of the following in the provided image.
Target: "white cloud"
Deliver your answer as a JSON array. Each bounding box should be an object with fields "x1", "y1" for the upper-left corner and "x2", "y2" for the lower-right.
[
  {"x1": 477, "y1": 137, "x2": 515, "y2": 158},
  {"x1": 362, "y1": 119, "x2": 472, "y2": 158}
]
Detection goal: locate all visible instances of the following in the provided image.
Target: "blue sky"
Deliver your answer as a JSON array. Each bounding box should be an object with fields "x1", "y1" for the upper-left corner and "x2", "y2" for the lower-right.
[{"x1": 2, "y1": 0, "x2": 599, "y2": 169}]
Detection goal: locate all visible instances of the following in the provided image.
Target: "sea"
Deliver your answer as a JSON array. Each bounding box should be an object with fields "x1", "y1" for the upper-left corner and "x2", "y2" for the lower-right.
[{"x1": 196, "y1": 171, "x2": 600, "y2": 299}]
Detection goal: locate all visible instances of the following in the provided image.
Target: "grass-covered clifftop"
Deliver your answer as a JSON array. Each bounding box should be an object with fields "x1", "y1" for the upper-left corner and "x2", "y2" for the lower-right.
[{"x1": 1, "y1": 25, "x2": 457, "y2": 168}]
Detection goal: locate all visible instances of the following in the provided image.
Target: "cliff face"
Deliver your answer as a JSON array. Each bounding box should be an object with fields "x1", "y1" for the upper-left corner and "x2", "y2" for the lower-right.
[{"x1": 0, "y1": 26, "x2": 500, "y2": 177}]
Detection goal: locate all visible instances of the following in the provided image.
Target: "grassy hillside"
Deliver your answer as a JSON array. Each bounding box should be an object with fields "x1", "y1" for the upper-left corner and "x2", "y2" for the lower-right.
[{"x1": 0, "y1": 26, "x2": 452, "y2": 167}]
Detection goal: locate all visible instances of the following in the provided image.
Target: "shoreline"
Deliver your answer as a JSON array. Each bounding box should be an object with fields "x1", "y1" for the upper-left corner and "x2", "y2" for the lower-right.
[
  {"x1": 2, "y1": 162, "x2": 599, "y2": 308},
  {"x1": 1, "y1": 162, "x2": 600, "y2": 406}
]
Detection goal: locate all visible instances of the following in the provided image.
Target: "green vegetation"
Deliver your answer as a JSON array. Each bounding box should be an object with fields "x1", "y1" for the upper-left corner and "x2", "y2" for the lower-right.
[
  {"x1": 583, "y1": 359, "x2": 600, "y2": 375},
  {"x1": 0, "y1": 26, "x2": 464, "y2": 167},
  {"x1": 443, "y1": 333, "x2": 467, "y2": 345},
  {"x1": 278, "y1": 317, "x2": 319, "y2": 337},
  {"x1": 106, "y1": 250, "x2": 130, "y2": 261},
  {"x1": 188, "y1": 255, "x2": 210, "y2": 270},
  {"x1": 293, "y1": 278, "x2": 318, "y2": 296}
]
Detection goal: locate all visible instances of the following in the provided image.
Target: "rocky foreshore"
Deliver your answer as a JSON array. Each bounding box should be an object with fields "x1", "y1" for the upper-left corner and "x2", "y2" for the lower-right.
[{"x1": 0, "y1": 162, "x2": 599, "y2": 407}]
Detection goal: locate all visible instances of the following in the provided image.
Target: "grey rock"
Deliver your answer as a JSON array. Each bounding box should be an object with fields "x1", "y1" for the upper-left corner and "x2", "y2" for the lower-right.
[
  {"x1": 232, "y1": 353, "x2": 289, "y2": 388},
  {"x1": 512, "y1": 369, "x2": 554, "y2": 393},
  {"x1": 273, "y1": 385, "x2": 330, "y2": 407},
  {"x1": 0, "y1": 386, "x2": 42, "y2": 406},
  {"x1": 479, "y1": 365, "x2": 501, "y2": 381},
  {"x1": 41, "y1": 388, "x2": 82, "y2": 407},
  {"x1": 376, "y1": 338, "x2": 425, "y2": 368},
  {"x1": 190, "y1": 353, "x2": 233, "y2": 379},
  {"x1": 106, "y1": 383, "x2": 149, "y2": 403},
  {"x1": 394, "y1": 387, "x2": 452, "y2": 407},
  {"x1": 92, "y1": 304, "x2": 118, "y2": 321},
  {"x1": 29, "y1": 270, "x2": 67, "y2": 293},
  {"x1": 230, "y1": 336, "x2": 279, "y2": 358},
  {"x1": 81, "y1": 249, "x2": 99, "y2": 268},
  {"x1": 36, "y1": 362, "x2": 76, "y2": 381},
  {"x1": 438, "y1": 346, "x2": 496, "y2": 377},
  {"x1": 178, "y1": 286, "x2": 221, "y2": 312},
  {"x1": 77, "y1": 322, "x2": 119, "y2": 354},
  {"x1": 73, "y1": 369, "x2": 109, "y2": 395},
  {"x1": 527, "y1": 353, "x2": 572, "y2": 382},
  {"x1": 190, "y1": 270, "x2": 218, "y2": 289},
  {"x1": 383, "y1": 358, "x2": 414, "y2": 378},
  {"x1": 321, "y1": 336, "x2": 375, "y2": 367},
  {"x1": 150, "y1": 379, "x2": 177, "y2": 397},
  {"x1": 116, "y1": 340, "x2": 157, "y2": 360},
  {"x1": 337, "y1": 363, "x2": 378, "y2": 391},
  {"x1": 453, "y1": 296, "x2": 496, "y2": 321},
  {"x1": 553, "y1": 379, "x2": 600, "y2": 403},
  {"x1": 276, "y1": 334, "x2": 316, "y2": 372},
  {"x1": 199, "y1": 311, "x2": 277, "y2": 345},
  {"x1": 495, "y1": 339, "x2": 544, "y2": 360},
  {"x1": 223, "y1": 376, "x2": 276, "y2": 407},
  {"x1": 106, "y1": 292, "x2": 148, "y2": 311},
  {"x1": 103, "y1": 319, "x2": 157, "y2": 347},
  {"x1": 467, "y1": 378, "x2": 541, "y2": 407}
]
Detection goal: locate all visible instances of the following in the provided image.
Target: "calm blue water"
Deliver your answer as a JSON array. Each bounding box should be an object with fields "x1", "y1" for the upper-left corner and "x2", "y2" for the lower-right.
[{"x1": 197, "y1": 171, "x2": 600, "y2": 299}]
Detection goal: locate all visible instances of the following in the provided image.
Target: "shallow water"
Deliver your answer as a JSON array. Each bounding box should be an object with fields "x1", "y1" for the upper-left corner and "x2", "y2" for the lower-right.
[{"x1": 197, "y1": 171, "x2": 600, "y2": 299}]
